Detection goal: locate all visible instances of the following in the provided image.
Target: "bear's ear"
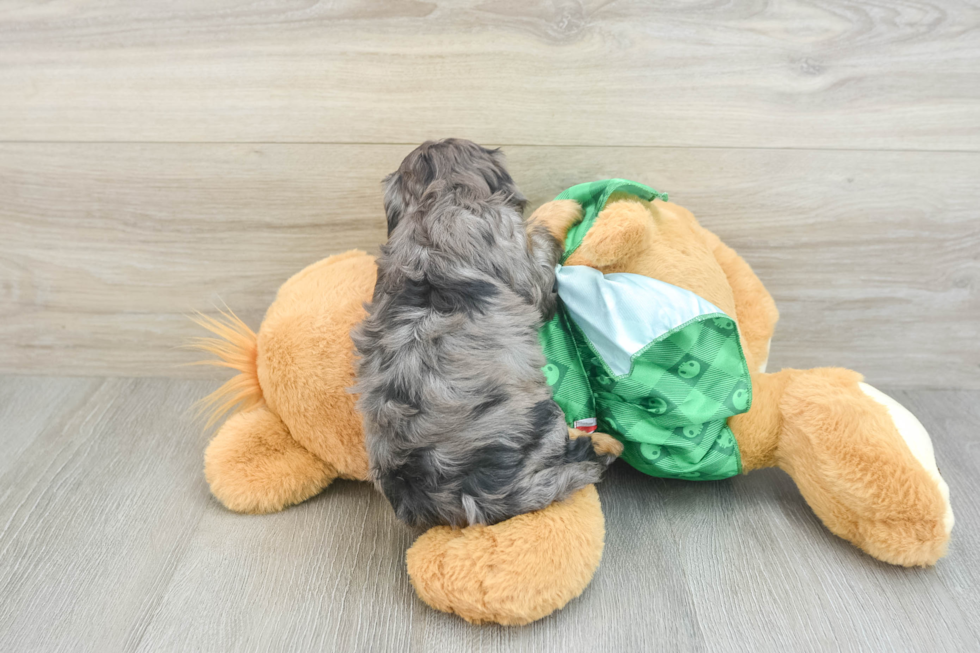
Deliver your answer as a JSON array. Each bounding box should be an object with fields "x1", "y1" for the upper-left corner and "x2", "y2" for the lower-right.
[{"x1": 567, "y1": 198, "x2": 651, "y2": 270}]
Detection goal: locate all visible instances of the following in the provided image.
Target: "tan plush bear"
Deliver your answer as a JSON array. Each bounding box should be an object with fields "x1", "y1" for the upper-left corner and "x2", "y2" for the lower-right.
[{"x1": 194, "y1": 191, "x2": 953, "y2": 626}]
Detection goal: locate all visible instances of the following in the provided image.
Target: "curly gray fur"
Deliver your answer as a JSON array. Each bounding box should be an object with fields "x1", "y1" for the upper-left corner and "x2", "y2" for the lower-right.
[{"x1": 352, "y1": 138, "x2": 615, "y2": 528}]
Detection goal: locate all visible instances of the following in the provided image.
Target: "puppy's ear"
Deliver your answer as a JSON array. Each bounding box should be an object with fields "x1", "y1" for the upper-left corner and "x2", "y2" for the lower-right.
[
  {"x1": 382, "y1": 172, "x2": 406, "y2": 236},
  {"x1": 486, "y1": 148, "x2": 527, "y2": 214}
]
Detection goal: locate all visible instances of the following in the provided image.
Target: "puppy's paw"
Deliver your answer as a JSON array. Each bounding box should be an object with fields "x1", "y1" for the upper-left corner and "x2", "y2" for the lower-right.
[
  {"x1": 568, "y1": 428, "x2": 624, "y2": 459},
  {"x1": 589, "y1": 431, "x2": 624, "y2": 458},
  {"x1": 530, "y1": 200, "x2": 583, "y2": 242}
]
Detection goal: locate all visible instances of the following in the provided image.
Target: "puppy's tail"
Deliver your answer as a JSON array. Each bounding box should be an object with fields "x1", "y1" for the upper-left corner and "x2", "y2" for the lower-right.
[{"x1": 185, "y1": 309, "x2": 262, "y2": 429}]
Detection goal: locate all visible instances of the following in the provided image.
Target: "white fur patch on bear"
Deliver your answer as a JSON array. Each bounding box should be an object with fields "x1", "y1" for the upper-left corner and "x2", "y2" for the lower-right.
[
  {"x1": 859, "y1": 383, "x2": 954, "y2": 535},
  {"x1": 758, "y1": 338, "x2": 771, "y2": 373}
]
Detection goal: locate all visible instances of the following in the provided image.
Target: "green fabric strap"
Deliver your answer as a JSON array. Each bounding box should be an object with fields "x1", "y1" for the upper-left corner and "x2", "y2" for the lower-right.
[
  {"x1": 554, "y1": 179, "x2": 668, "y2": 264},
  {"x1": 539, "y1": 179, "x2": 749, "y2": 481}
]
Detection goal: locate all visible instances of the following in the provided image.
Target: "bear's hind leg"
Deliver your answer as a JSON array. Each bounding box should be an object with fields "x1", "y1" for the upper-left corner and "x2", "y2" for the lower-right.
[
  {"x1": 777, "y1": 369, "x2": 952, "y2": 566},
  {"x1": 205, "y1": 405, "x2": 337, "y2": 514}
]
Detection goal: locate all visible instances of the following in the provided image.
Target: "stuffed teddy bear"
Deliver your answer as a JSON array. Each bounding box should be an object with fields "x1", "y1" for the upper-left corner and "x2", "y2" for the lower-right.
[{"x1": 193, "y1": 181, "x2": 953, "y2": 626}]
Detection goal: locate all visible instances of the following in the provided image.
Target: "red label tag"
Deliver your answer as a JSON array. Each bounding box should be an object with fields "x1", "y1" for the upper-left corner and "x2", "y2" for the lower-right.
[{"x1": 574, "y1": 417, "x2": 598, "y2": 433}]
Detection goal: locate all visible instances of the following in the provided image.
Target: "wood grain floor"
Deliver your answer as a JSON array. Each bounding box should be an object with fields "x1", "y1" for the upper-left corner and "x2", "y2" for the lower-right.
[{"x1": 0, "y1": 375, "x2": 977, "y2": 653}]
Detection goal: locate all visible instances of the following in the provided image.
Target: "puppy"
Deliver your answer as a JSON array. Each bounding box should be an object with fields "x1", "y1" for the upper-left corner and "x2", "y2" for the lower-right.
[{"x1": 353, "y1": 138, "x2": 621, "y2": 528}]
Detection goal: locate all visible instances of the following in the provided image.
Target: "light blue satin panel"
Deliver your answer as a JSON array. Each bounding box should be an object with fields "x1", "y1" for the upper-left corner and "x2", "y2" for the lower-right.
[{"x1": 554, "y1": 265, "x2": 725, "y2": 376}]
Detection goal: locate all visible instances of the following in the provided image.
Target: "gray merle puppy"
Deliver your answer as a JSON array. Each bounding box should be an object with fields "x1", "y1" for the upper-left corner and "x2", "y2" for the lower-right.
[{"x1": 353, "y1": 138, "x2": 622, "y2": 528}]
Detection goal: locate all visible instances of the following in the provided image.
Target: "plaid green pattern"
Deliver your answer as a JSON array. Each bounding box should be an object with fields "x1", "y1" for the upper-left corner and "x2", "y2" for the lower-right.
[
  {"x1": 540, "y1": 307, "x2": 596, "y2": 426},
  {"x1": 539, "y1": 180, "x2": 750, "y2": 481}
]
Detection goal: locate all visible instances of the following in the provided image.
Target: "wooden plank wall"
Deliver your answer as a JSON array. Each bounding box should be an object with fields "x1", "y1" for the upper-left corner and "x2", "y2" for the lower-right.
[{"x1": 1, "y1": 1, "x2": 978, "y2": 386}]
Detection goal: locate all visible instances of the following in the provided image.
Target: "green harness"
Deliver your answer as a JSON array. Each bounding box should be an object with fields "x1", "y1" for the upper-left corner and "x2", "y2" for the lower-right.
[{"x1": 538, "y1": 180, "x2": 751, "y2": 480}]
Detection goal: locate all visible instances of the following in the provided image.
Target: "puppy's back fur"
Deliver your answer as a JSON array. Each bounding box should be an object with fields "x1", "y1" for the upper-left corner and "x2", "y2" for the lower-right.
[{"x1": 353, "y1": 139, "x2": 615, "y2": 528}]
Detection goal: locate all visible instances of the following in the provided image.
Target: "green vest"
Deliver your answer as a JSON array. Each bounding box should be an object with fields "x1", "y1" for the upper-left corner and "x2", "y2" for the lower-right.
[{"x1": 539, "y1": 180, "x2": 750, "y2": 480}]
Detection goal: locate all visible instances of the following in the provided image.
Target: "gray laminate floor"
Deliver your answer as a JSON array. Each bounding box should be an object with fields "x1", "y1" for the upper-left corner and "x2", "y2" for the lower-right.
[{"x1": 1, "y1": 376, "x2": 977, "y2": 653}]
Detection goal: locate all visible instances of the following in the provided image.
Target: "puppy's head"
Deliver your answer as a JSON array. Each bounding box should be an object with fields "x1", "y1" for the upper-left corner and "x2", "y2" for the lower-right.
[{"x1": 382, "y1": 138, "x2": 527, "y2": 235}]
